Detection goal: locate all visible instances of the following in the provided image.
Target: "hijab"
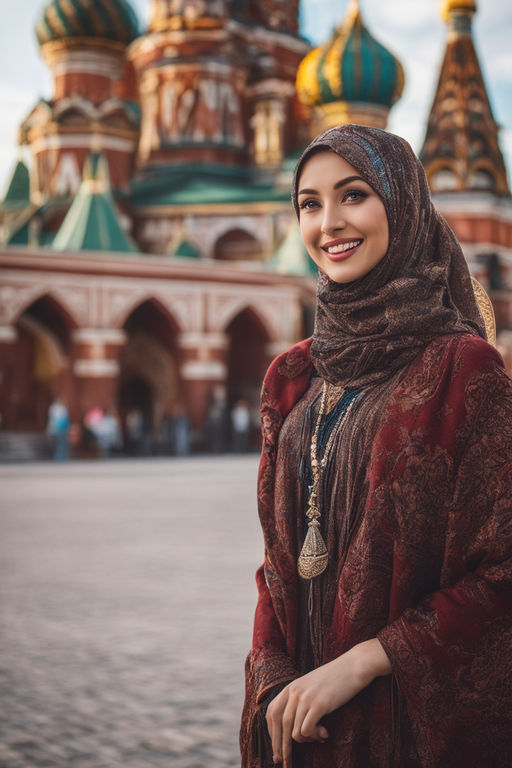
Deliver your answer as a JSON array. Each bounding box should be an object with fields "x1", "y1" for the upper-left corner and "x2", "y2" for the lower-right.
[{"x1": 292, "y1": 124, "x2": 486, "y2": 388}]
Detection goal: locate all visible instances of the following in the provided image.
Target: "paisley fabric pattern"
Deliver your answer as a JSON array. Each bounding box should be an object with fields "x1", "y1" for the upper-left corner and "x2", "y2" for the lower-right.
[
  {"x1": 291, "y1": 125, "x2": 486, "y2": 388},
  {"x1": 240, "y1": 333, "x2": 512, "y2": 768}
]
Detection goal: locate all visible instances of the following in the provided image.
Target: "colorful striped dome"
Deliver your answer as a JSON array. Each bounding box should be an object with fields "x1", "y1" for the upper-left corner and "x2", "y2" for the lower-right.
[
  {"x1": 35, "y1": 0, "x2": 140, "y2": 47},
  {"x1": 296, "y1": 0, "x2": 404, "y2": 110}
]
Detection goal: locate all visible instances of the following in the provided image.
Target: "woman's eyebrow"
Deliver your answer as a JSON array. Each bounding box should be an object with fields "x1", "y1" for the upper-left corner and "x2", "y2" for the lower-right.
[
  {"x1": 334, "y1": 175, "x2": 364, "y2": 189},
  {"x1": 298, "y1": 175, "x2": 365, "y2": 197}
]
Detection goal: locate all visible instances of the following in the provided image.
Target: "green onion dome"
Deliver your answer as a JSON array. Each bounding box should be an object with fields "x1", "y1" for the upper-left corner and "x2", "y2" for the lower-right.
[
  {"x1": 296, "y1": 0, "x2": 404, "y2": 110},
  {"x1": 35, "y1": 0, "x2": 140, "y2": 47}
]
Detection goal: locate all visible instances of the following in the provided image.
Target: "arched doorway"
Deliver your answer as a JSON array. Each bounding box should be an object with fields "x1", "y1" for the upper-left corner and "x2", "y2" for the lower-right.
[
  {"x1": 120, "y1": 299, "x2": 180, "y2": 454},
  {"x1": 214, "y1": 228, "x2": 263, "y2": 261},
  {"x1": 9, "y1": 295, "x2": 75, "y2": 432},
  {"x1": 226, "y1": 307, "x2": 271, "y2": 450}
]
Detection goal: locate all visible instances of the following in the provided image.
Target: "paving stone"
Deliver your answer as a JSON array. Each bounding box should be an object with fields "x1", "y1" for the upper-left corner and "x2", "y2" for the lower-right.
[{"x1": 0, "y1": 457, "x2": 263, "y2": 768}]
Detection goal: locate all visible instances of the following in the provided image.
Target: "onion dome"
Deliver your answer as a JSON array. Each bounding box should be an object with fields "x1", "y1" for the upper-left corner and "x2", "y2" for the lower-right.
[
  {"x1": 296, "y1": 0, "x2": 404, "y2": 115},
  {"x1": 35, "y1": 0, "x2": 140, "y2": 48}
]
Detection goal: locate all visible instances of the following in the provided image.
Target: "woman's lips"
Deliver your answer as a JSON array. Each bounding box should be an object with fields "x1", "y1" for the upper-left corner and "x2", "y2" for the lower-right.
[{"x1": 321, "y1": 238, "x2": 363, "y2": 261}]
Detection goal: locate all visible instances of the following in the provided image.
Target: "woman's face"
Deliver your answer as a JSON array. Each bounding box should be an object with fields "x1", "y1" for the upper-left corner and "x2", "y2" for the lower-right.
[{"x1": 298, "y1": 151, "x2": 389, "y2": 284}]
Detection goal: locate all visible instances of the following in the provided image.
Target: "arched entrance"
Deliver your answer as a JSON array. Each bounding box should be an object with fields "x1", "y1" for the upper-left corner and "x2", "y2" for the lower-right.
[
  {"x1": 214, "y1": 228, "x2": 263, "y2": 261},
  {"x1": 8, "y1": 295, "x2": 75, "y2": 432},
  {"x1": 226, "y1": 307, "x2": 271, "y2": 450},
  {"x1": 120, "y1": 299, "x2": 180, "y2": 454}
]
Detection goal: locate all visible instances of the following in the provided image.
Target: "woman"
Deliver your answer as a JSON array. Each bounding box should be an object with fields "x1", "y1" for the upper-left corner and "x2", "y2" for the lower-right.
[{"x1": 240, "y1": 124, "x2": 512, "y2": 768}]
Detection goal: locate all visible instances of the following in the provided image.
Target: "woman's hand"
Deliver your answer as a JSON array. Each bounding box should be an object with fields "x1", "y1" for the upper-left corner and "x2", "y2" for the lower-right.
[{"x1": 266, "y1": 638, "x2": 391, "y2": 767}]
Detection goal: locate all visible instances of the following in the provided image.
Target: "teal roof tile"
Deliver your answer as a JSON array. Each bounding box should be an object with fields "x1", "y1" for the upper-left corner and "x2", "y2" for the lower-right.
[{"x1": 53, "y1": 152, "x2": 138, "y2": 253}]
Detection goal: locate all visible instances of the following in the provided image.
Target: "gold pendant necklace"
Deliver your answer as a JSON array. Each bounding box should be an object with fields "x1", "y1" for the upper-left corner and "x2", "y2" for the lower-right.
[{"x1": 297, "y1": 381, "x2": 356, "y2": 580}]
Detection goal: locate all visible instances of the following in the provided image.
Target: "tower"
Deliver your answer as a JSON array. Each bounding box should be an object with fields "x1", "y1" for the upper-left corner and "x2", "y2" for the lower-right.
[
  {"x1": 295, "y1": 0, "x2": 404, "y2": 136},
  {"x1": 421, "y1": 0, "x2": 512, "y2": 368},
  {"x1": 22, "y1": 0, "x2": 141, "y2": 207},
  {"x1": 420, "y1": 0, "x2": 509, "y2": 195}
]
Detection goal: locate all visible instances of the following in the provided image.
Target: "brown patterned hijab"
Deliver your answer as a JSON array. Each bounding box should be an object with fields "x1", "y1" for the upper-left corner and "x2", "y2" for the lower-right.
[{"x1": 292, "y1": 124, "x2": 486, "y2": 388}]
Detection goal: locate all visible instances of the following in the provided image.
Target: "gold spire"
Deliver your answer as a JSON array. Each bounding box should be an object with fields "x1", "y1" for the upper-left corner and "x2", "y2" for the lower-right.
[
  {"x1": 346, "y1": 0, "x2": 360, "y2": 22},
  {"x1": 441, "y1": 0, "x2": 476, "y2": 23}
]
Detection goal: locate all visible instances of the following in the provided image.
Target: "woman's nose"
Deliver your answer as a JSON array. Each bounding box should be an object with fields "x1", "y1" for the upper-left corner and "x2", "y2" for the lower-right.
[{"x1": 321, "y1": 204, "x2": 345, "y2": 235}]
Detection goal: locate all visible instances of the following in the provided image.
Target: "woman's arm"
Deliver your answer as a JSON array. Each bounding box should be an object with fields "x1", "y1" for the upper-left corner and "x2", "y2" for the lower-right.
[{"x1": 266, "y1": 638, "x2": 391, "y2": 767}]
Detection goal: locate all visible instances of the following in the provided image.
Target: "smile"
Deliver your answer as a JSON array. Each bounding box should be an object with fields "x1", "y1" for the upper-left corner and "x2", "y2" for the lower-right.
[{"x1": 321, "y1": 238, "x2": 363, "y2": 259}]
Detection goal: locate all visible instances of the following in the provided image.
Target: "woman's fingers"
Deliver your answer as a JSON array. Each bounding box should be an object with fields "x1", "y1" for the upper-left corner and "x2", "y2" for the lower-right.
[
  {"x1": 291, "y1": 698, "x2": 311, "y2": 743},
  {"x1": 300, "y1": 705, "x2": 329, "y2": 741},
  {"x1": 266, "y1": 688, "x2": 287, "y2": 763},
  {"x1": 281, "y1": 695, "x2": 296, "y2": 767}
]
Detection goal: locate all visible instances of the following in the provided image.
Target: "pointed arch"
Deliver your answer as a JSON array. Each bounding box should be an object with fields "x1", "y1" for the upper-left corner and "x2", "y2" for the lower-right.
[
  {"x1": 14, "y1": 290, "x2": 80, "y2": 335},
  {"x1": 219, "y1": 300, "x2": 276, "y2": 343},
  {"x1": 117, "y1": 295, "x2": 183, "y2": 334},
  {"x1": 54, "y1": 97, "x2": 99, "y2": 122}
]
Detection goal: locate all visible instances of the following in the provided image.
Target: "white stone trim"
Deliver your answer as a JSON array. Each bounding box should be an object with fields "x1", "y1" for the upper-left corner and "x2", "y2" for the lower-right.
[
  {"x1": 74, "y1": 359, "x2": 120, "y2": 377},
  {"x1": 52, "y1": 50, "x2": 122, "y2": 79},
  {"x1": 0, "y1": 326, "x2": 18, "y2": 342},
  {"x1": 246, "y1": 79, "x2": 296, "y2": 98},
  {"x1": 177, "y1": 332, "x2": 228, "y2": 349},
  {"x1": 32, "y1": 134, "x2": 136, "y2": 154},
  {"x1": 72, "y1": 328, "x2": 127, "y2": 345},
  {"x1": 181, "y1": 360, "x2": 227, "y2": 380},
  {"x1": 434, "y1": 194, "x2": 512, "y2": 221}
]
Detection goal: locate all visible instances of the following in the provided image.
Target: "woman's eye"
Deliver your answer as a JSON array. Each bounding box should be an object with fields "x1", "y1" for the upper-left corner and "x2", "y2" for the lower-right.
[
  {"x1": 343, "y1": 189, "x2": 367, "y2": 203},
  {"x1": 299, "y1": 199, "x2": 320, "y2": 210}
]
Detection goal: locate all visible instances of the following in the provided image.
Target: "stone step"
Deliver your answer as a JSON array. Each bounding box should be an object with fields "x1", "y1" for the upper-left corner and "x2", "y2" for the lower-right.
[{"x1": 0, "y1": 431, "x2": 51, "y2": 461}]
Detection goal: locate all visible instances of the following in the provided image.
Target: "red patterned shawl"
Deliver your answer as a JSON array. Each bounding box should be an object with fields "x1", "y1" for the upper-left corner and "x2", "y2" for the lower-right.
[{"x1": 240, "y1": 333, "x2": 512, "y2": 767}]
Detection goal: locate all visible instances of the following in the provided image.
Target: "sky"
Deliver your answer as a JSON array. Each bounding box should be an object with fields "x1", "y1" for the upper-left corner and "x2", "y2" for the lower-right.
[{"x1": 0, "y1": 0, "x2": 511, "y2": 196}]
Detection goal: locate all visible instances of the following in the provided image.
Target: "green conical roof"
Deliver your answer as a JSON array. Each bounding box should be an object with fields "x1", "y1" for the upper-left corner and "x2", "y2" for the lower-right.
[
  {"x1": 270, "y1": 220, "x2": 317, "y2": 278},
  {"x1": 174, "y1": 240, "x2": 201, "y2": 259},
  {"x1": 1, "y1": 160, "x2": 30, "y2": 211},
  {"x1": 53, "y1": 152, "x2": 138, "y2": 253}
]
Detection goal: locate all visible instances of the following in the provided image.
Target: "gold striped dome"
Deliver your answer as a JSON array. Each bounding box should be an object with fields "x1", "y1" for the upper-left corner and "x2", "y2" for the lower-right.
[{"x1": 296, "y1": 0, "x2": 404, "y2": 110}]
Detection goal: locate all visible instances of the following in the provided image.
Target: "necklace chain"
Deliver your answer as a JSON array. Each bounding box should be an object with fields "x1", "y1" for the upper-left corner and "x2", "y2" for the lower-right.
[
  {"x1": 297, "y1": 380, "x2": 357, "y2": 580},
  {"x1": 308, "y1": 381, "x2": 343, "y2": 519}
]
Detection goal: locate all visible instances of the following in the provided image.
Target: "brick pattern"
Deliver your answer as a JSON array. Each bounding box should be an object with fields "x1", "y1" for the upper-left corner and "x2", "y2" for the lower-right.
[{"x1": 0, "y1": 457, "x2": 263, "y2": 768}]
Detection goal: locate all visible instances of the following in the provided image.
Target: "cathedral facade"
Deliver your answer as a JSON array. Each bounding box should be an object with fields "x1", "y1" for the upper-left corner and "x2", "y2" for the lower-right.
[{"x1": 0, "y1": 0, "x2": 510, "y2": 456}]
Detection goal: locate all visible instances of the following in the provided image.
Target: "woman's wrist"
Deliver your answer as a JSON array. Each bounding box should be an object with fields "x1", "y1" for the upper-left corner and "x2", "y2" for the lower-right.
[{"x1": 349, "y1": 638, "x2": 392, "y2": 686}]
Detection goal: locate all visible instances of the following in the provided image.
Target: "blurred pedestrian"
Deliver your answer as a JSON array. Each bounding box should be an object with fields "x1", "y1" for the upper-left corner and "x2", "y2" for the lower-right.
[
  {"x1": 174, "y1": 405, "x2": 190, "y2": 456},
  {"x1": 231, "y1": 399, "x2": 250, "y2": 453},
  {"x1": 47, "y1": 397, "x2": 70, "y2": 461}
]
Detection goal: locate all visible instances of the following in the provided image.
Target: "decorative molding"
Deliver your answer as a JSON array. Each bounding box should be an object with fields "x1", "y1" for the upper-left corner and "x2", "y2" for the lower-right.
[
  {"x1": 106, "y1": 287, "x2": 203, "y2": 332},
  {"x1": 74, "y1": 359, "x2": 120, "y2": 377},
  {"x1": 206, "y1": 289, "x2": 299, "y2": 341},
  {"x1": 72, "y1": 328, "x2": 127, "y2": 345},
  {"x1": 246, "y1": 79, "x2": 296, "y2": 98},
  {"x1": 177, "y1": 332, "x2": 228, "y2": 349},
  {"x1": 180, "y1": 360, "x2": 227, "y2": 380},
  {"x1": 31, "y1": 134, "x2": 136, "y2": 154}
]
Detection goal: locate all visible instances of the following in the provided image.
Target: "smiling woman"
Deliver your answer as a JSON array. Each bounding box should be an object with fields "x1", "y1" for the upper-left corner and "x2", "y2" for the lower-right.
[
  {"x1": 240, "y1": 124, "x2": 512, "y2": 768},
  {"x1": 297, "y1": 152, "x2": 389, "y2": 284}
]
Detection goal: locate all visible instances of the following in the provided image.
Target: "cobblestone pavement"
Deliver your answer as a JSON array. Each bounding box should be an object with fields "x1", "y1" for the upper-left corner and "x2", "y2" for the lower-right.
[{"x1": 0, "y1": 457, "x2": 264, "y2": 768}]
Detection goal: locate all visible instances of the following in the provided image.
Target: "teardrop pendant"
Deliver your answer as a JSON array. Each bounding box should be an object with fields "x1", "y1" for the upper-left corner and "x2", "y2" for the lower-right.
[{"x1": 297, "y1": 519, "x2": 328, "y2": 579}]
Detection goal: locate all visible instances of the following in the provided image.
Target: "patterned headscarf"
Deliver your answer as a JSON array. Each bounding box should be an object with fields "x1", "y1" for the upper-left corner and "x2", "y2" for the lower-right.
[{"x1": 292, "y1": 124, "x2": 486, "y2": 387}]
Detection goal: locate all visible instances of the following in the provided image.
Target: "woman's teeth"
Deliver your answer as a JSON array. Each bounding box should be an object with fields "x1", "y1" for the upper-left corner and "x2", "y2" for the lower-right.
[{"x1": 326, "y1": 240, "x2": 362, "y2": 254}]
